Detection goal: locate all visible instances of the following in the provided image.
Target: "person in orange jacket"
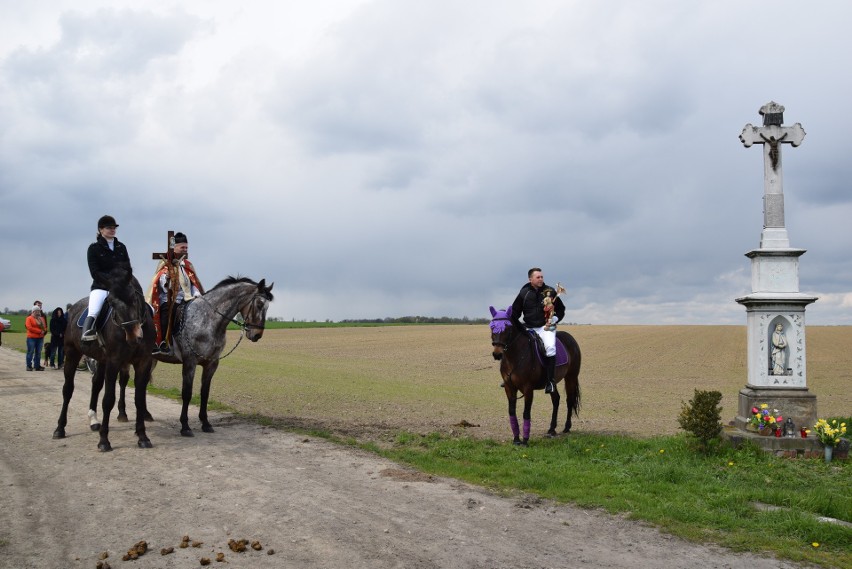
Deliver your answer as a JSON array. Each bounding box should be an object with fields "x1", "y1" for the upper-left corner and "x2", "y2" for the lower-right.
[{"x1": 26, "y1": 305, "x2": 47, "y2": 371}]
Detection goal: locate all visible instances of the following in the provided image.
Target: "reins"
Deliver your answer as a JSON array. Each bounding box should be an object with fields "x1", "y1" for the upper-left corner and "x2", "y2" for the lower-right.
[{"x1": 175, "y1": 293, "x2": 265, "y2": 361}]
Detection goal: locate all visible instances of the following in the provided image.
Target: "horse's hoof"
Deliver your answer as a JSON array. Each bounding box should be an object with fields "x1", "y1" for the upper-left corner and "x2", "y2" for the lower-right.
[
  {"x1": 181, "y1": 429, "x2": 194, "y2": 437},
  {"x1": 545, "y1": 431, "x2": 557, "y2": 438},
  {"x1": 512, "y1": 439, "x2": 525, "y2": 446},
  {"x1": 521, "y1": 439, "x2": 529, "y2": 446},
  {"x1": 98, "y1": 443, "x2": 113, "y2": 452},
  {"x1": 144, "y1": 413, "x2": 155, "y2": 422},
  {"x1": 137, "y1": 439, "x2": 153, "y2": 449},
  {"x1": 202, "y1": 425, "x2": 215, "y2": 433},
  {"x1": 116, "y1": 414, "x2": 128, "y2": 423},
  {"x1": 89, "y1": 423, "x2": 101, "y2": 431},
  {"x1": 52, "y1": 429, "x2": 65, "y2": 439}
]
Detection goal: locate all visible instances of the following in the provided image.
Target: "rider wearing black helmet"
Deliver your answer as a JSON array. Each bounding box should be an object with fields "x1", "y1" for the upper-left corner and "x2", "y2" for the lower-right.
[{"x1": 81, "y1": 215, "x2": 132, "y2": 342}]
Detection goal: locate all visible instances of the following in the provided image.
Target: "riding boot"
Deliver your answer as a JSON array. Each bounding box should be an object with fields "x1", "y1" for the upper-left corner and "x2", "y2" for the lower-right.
[
  {"x1": 544, "y1": 356, "x2": 556, "y2": 394},
  {"x1": 81, "y1": 316, "x2": 97, "y2": 342}
]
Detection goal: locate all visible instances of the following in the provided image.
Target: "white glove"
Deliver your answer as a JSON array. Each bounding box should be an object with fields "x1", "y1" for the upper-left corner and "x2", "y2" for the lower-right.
[
  {"x1": 550, "y1": 316, "x2": 558, "y2": 325},
  {"x1": 193, "y1": 291, "x2": 202, "y2": 298}
]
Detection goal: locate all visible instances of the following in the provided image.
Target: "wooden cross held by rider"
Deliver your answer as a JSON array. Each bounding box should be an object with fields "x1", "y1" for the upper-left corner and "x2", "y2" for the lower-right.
[
  {"x1": 739, "y1": 101, "x2": 805, "y2": 249},
  {"x1": 151, "y1": 230, "x2": 179, "y2": 346}
]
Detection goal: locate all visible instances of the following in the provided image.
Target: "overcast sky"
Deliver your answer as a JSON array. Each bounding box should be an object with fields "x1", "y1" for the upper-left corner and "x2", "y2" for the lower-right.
[{"x1": 1, "y1": 1, "x2": 850, "y2": 324}]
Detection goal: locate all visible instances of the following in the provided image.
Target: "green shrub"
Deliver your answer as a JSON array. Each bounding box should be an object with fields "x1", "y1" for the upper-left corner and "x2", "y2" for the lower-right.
[{"x1": 678, "y1": 389, "x2": 723, "y2": 453}]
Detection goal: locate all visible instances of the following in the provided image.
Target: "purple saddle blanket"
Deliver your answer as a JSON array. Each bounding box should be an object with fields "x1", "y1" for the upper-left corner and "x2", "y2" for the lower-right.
[{"x1": 527, "y1": 330, "x2": 569, "y2": 367}]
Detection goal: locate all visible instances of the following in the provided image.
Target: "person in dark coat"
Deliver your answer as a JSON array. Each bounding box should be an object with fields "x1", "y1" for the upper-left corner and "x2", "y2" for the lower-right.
[
  {"x1": 48, "y1": 307, "x2": 67, "y2": 368},
  {"x1": 510, "y1": 267, "x2": 566, "y2": 393},
  {"x1": 82, "y1": 215, "x2": 132, "y2": 341}
]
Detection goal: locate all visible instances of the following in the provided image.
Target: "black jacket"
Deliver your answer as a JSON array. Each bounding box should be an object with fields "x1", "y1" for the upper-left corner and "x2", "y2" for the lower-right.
[
  {"x1": 87, "y1": 236, "x2": 131, "y2": 291},
  {"x1": 49, "y1": 311, "x2": 67, "y2": 338},
  {"x1": 511, "y1": 282, "x2": 565, "y2": 328}
]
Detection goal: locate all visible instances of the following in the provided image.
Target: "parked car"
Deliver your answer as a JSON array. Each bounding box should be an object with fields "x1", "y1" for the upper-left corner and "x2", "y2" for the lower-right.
[{"x1": 0, "y1": 317, "x2": 11, "y2": 329}]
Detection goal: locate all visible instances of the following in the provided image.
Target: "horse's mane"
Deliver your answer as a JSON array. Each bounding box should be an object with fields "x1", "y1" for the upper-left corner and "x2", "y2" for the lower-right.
[
  {"x1": 209, "y1": 275, "x2": 274, "y2": 301},
  {"x1": 105, "y1": 265, "x2": 139, "y2": 301}
]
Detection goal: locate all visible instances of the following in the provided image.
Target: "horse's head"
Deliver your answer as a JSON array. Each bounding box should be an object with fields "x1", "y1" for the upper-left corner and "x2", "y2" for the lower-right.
[
  {"x1": 240, "y1": 279, "x2": 274, "y2": 342},
  {"x1": 489, "y1": 305, "x2": 514, "y2": 361},
  {"x1": 106, "y1": 267, "x2": 147, "y2": 344}
]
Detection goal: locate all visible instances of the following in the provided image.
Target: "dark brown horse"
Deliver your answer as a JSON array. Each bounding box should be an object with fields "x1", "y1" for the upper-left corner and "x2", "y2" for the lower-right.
[
  {"x1": 489, "y1": 305, "x2": 581, "y2": 445},
  {"x1": 53, "y1": 267, "x2": 156, "y2": 451}
]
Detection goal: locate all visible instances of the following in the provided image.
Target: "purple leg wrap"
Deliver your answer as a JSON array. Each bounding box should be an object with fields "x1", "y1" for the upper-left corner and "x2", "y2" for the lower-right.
[
  {"x1": 509, "y1": 416, "x2": 520, "y2": 438},
  {"x1": 523, "y1": 419, "x2": 531, "y2": 440}
]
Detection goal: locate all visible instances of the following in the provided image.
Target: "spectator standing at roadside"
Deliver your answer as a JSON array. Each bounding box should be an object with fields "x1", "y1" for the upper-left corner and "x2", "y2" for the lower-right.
[
  {"x1": 26, "y1": 305, "x2": 47, "y2": 371},
  {"x1": 48, "y1": 307, "x2": 67, "y2": 369}
]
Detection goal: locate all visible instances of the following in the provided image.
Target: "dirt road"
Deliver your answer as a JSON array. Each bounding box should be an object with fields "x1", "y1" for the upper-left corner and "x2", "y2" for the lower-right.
[{"x1": 0, "y1": 346, "x2": 801, "y2": 569}]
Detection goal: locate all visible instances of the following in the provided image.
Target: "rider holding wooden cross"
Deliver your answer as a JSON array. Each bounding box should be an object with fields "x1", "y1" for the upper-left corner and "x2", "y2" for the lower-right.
[
  {"x1": 511, "y1": 267, "x2": 565, "y2": 394},
  {"x1": 146, "y1": 231, "x2": 204, "y2": 355}
]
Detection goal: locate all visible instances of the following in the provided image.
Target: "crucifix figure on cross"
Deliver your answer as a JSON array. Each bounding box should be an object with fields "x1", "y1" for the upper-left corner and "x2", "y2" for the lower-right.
[{"x1": 739, "y1": 101, "x2": 805, "y2": 249}]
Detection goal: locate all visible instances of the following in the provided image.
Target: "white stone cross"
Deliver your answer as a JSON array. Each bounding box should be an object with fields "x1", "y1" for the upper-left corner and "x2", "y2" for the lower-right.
[{"x1": 739, "y1": 101, "x2": 805, "y2": 249}]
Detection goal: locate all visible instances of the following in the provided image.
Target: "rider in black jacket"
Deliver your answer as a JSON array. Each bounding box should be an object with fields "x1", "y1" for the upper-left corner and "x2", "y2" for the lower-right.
[
  {"x1": 82, "y1": 215, "x2": 132, "y2": 341},
  {"x1": 511, "y1": 267, "x2": 565, "y2": 393}
]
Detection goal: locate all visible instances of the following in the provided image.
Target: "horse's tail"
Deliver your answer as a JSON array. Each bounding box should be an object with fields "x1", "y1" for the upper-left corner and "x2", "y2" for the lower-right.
[{"x1": 557, "y1": 330, "x2": 581, "y2": 418}]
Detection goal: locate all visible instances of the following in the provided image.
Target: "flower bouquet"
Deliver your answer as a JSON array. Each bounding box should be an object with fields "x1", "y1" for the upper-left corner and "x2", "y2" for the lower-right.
[
  {"x1": 748, "y1": 404, "x2": 783, "y2": 435},
  {"x1": 812, "y1": 419, "x2": 847, "y2": 447}
]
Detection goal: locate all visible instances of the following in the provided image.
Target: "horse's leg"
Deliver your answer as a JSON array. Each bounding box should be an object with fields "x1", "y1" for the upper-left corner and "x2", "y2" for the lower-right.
[
  {"x1": 97, "y1": 364, "x2": 119, "y2": 452},
  {"x1": 116, "y1": 365, "x2": 130, "y2": 422},
  {"x1": 547, "y1": 388, "x2": 560, "y2": 437},
  {"x1": 198, "y1": 360, "x2": 220, "y2": 433},
  {"x1": 53, "y1": 351, "x2": 81, "y2": 439},
  {"x1": 88, "y1": 362, "x2": 106, "y2": 431},
  {"x1": 139, "y1": 363, "x2": 154, "y2": 421},
  {"x1": 520, "y1": 389, "x2": 535, "y2": 446},
  {"x1": 505, "y1": 386, "x2": 521, "y2": 445},
  {"x1": 132, "y1": 360, "x2": 153, "y2": 449},
  {"x1": 563, "y1": 372, "x2": 581, "y2": 434},
  {"x1": 179, "y1": 360, "x2": 197, "y2": 437}
]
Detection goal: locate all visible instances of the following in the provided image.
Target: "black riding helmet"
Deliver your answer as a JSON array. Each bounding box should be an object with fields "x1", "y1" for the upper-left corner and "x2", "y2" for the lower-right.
[{"x1": 97, "y1": 215, "x2": 119, "y2": 228}]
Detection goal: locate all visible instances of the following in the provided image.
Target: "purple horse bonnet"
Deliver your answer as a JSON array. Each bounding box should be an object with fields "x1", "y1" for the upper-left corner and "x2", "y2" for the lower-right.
[{"x1": 488, "y1": 305, "x2": 513, "y2": 334}]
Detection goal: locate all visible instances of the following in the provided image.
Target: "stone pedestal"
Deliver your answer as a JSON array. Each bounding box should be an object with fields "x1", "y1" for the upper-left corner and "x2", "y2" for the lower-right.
[{"x1": 734, "y1": 387, "x2": 817, "y2": 434}]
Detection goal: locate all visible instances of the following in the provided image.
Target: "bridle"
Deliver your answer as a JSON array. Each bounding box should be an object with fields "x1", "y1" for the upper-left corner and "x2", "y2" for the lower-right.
[
  {"x1": 109, "y1": 290, "x2": 147, "y2": 332},
  {"x1": 197, "y1": 293, "x2": 267, "y2": 331},
  {"x1": 175, "y1": 292, "x2": 268, "y2": 361}
]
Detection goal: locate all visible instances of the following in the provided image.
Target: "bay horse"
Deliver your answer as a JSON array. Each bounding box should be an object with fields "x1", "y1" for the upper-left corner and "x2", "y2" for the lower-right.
[
  {"x1": 153, "y1": 276, "x2": 273, "y2": 436},
  {"x1": 53, "y1": 267, "x2": 156, "y2": 451},
  {"x1": 489, "y1": 305, "x2": 581, "y2": 446}
]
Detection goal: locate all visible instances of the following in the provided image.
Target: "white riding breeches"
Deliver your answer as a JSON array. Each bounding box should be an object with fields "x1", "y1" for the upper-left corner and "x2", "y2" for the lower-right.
[
  {"x1": 87, "y1": 289, "x2": 108, "y2": 318},
  {"x1": 531, "y1": 326, "x2": 557, "y2": 357}
]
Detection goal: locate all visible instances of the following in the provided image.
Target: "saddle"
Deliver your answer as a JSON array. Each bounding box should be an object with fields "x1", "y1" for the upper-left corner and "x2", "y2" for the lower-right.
[
  {"x1": 526, "y1": 329, "x2": 569, "y2": 367},
  {"x1": 76, "y1": 306, "x2": 114, "y2": 333}
]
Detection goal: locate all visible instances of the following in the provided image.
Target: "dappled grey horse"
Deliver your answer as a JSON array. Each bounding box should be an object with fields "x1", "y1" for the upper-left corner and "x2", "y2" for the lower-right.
[{"x1": 154, "y1": 276, "x2": 274, "y2": 436}]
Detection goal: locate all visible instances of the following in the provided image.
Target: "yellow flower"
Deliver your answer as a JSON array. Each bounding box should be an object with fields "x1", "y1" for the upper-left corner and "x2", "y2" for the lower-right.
[
  {"x1": 659, "y1": 449, "x2": 665, "y2": 454},
  {"x1": 812, "y1": 542, "x2": 820, "y2": 548},
  {"x1": 728, "y1": 461, "x2": 734, "y2": 466}
]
